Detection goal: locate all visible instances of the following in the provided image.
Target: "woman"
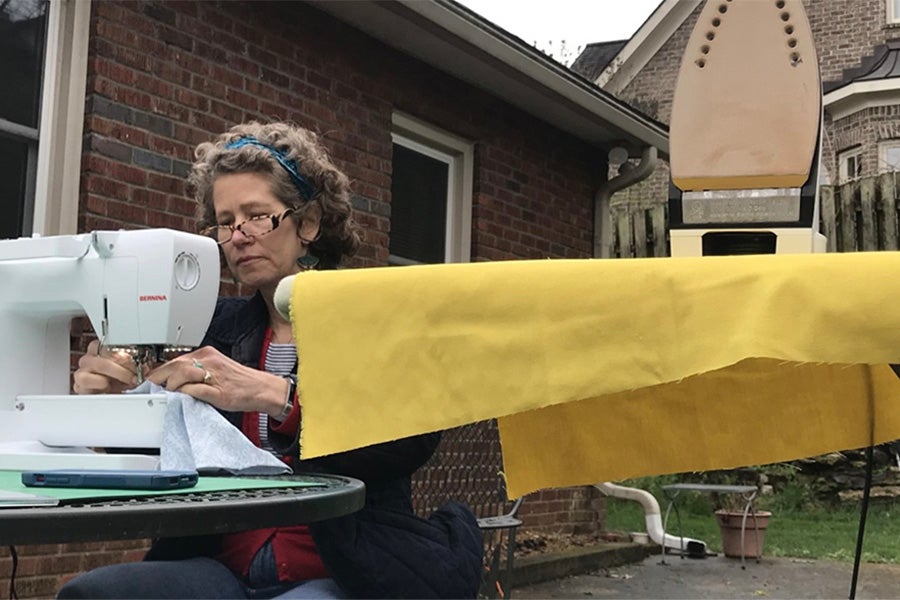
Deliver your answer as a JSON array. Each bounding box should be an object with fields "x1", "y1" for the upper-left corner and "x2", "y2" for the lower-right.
[{"x1": 61, "y1": 122, "x2": 483, "y2": 599}]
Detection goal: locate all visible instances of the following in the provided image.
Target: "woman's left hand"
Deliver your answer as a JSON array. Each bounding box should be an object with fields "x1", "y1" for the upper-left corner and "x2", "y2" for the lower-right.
[{"x1": 147, "y1": 347, "x2": 288, "y2": 417}]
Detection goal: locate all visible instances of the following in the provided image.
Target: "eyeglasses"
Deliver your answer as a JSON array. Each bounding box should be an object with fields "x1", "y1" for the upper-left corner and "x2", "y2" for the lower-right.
[{"x1": 201, "y1": 208, "x2": 295, "y2": 245}]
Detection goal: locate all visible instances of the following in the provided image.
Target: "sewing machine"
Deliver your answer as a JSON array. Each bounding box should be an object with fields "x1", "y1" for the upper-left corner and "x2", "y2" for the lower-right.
[{"x1": 0, "y1": 229, "x2": 219, "y2": 470}]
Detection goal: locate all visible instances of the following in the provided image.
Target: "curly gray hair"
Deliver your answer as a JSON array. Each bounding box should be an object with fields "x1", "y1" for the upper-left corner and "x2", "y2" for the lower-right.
[{"x1": 189, "y1": 121, "x2": 360, "y2": 268}]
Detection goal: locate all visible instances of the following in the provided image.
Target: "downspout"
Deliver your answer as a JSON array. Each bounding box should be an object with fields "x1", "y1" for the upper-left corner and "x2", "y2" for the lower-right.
[
  {"x1": 593, "y1": 145, "x2": 658, "y2": 258},
  {"x1": 595, "y1": 482, "x2": 708, "y2": 555}
]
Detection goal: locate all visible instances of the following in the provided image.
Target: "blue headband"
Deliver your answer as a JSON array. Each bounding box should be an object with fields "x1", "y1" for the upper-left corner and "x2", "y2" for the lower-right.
[{"x1": 224, "y1": 137, "x2": 315, "y2": 201}]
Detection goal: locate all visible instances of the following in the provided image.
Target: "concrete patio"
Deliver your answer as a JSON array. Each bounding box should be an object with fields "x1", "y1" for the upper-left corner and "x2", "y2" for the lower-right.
[{"x1": 511, "y1": 543, "x2": 900, "y2": 599}]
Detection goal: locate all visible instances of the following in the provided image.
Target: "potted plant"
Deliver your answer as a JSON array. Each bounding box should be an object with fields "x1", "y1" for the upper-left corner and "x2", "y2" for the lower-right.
[
  {"x1": 715, "y1": 508, "x2": 771, "y2": 558},
  {"x1": 712, "y1": 489, "x2": 771, "y2": 559}
]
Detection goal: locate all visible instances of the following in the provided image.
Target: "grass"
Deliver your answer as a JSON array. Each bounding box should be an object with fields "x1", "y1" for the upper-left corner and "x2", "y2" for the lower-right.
[{"x1": 603, "y1": 480, "x2": 900, "y2": 564}]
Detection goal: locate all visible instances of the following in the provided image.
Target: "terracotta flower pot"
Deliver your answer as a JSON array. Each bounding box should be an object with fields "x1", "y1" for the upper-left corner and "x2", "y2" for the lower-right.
[{"x1": 714, "y1": 509, "x2": 771, "y2": 559}]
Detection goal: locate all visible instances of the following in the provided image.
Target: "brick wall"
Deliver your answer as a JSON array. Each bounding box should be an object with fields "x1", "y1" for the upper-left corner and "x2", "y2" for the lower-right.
[
  {"x1": 81, "y1": 1, "x2": 602, "y2": 266},
  {"x1": 1, "y1": 541, "x2": 148, "y2": 599},
  {"x1": 831, "y1": 105, "x2": 900, "y2": 176},
  {"x1": 7, "y1": 1, "x2": 608, "y2": 596},
  {"x1": 805, "y1": 0, "x2": 899, "y2": 179},
  {"x1": 806, "y1": 0, "x2": 888, "y2": 84},
  {"x1": 517, "y1": 485, "x2": 603, "y2": 534}
]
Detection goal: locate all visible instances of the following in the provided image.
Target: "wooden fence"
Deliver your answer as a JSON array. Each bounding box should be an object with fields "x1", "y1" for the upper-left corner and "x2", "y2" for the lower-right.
[
  {"x1": 611, "y1": 172, "x2": 900, "y2": 257},
  {"x1": 610, "y1": 202, "x2": 669, "y2": 258},
  {"x1": 820, "y1": 173, "x2": 900, "y2": 253}
]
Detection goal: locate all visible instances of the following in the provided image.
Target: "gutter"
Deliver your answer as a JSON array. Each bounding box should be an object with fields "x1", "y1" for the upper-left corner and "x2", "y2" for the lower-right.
[
  {"x1": 594, "y1": 146, "x2": 658, "y2": 258},
  {"x1": 421, "y1": 0, "x2": 670, "y2": 154}
]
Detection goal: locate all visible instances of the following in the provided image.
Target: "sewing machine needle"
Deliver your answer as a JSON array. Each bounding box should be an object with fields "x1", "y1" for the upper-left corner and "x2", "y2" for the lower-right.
[{"x1": 133, "y1": 356, "x2": 144, "y2": 384}]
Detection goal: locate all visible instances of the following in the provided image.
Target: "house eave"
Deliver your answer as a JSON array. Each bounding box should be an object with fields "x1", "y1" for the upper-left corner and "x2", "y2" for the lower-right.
[
  {"x1": 308, "y1": 0, "x2": 669, "y2": 159},
  {"x1": 824, "y1": 79, "x2": 900, "y2": 121}
]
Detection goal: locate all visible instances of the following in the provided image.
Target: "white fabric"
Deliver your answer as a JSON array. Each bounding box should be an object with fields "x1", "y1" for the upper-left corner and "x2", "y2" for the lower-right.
[{"x1": 128, "y1": 382, "x2": 291, "y2": 475}]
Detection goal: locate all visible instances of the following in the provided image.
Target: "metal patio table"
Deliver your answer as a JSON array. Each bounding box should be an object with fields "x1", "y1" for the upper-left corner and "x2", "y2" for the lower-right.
[{"x1": 0, "y1": 473, "x2": 365, "y2": 545}]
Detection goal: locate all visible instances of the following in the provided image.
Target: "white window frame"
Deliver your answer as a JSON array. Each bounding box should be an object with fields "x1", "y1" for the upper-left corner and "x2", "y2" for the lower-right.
[
  {"x1": 888, "y1": 0, "x2": 900, "y2": 24},
  {"x1": 389, "y1": 112, "x2": 473, "y2": 264},
  {"x1": 30, "y1": 0, "x2": 92, "y2": 236},
  {"x1": 837, "y1": 147, "x2": 863, "y2": 183},
  {"x1": 878, "y1": 140, "x2": 900, "y2": 173}
]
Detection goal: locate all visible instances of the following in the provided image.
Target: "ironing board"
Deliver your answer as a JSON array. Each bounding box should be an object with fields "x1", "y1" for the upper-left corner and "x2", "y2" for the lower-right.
[{"x1": 276, "y1": 0, "x2": 900, "y2": 501}]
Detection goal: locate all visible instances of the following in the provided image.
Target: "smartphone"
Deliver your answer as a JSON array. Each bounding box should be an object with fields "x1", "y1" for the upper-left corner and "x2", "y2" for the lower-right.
[{"x1": 21, "y1": 469, "x2": 199, "y2": 491}]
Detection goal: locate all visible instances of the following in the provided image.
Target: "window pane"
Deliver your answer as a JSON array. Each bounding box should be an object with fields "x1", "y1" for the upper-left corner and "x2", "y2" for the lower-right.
[
  {"x1": 0, "y1": 136, "x2": 28, "y2": 240},
  {"x1": 840, "y1": 151, "x2": 861, "y2": 182},
  {"x1": 0, "y1": 0, "x2": 48, "y2": 127},
  {"x1": 390, "y1": 144, "x2": 449, "y2": 264},
  {"x1": 884, "y1": 146, "x2": 900, "y2": 171}
]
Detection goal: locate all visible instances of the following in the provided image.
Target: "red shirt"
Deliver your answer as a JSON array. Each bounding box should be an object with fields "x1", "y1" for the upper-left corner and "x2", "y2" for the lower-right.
[{"x1": 217, "y1": 329, "x2": 328, "y2": 582}]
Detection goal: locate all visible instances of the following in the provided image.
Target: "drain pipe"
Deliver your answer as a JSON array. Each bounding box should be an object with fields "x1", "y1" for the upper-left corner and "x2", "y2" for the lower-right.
[
  {"x1": 594, "y1": 145, "x2": 658, "y2": 258},
  {"x1": 595, "y1": 482, "x2": 708, "y2": 555}
]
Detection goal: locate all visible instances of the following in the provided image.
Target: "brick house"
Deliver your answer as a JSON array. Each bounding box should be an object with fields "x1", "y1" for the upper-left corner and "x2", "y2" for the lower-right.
[
  {"x1": 573, "y1": 0, "x2": 900, "y2": 252},
  {"x1": 0, "y1": 0, "x2": 667, "y2": 595}
]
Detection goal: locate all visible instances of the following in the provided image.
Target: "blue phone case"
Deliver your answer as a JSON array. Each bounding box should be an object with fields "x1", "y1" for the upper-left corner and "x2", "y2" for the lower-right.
[{"x1": 21, "y1": 469, "x2": 199, "y2": 490}]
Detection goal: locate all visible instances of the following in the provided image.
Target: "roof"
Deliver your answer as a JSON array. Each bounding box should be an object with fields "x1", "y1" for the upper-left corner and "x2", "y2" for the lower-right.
[
  {"x1": 822, "y1": 39, "x2": 900, "y2": 121},
  {"x1": 824, "y1": 39, "x2": 900, "y2": 94},
  {"x1": 595, "y1": 0, "x2": 699, "y2": 94},
  {"x1": 570, "y1": 40, "x2": 628, "y2": 82},
  {"x1": 308, "y1": 0, "x2": 669, "y2": 159}
]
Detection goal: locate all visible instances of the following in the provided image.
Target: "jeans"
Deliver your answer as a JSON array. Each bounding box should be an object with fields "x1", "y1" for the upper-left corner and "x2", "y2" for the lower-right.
[{"x1": 57, "y1": 542, "x2": 346, "y2": 599}]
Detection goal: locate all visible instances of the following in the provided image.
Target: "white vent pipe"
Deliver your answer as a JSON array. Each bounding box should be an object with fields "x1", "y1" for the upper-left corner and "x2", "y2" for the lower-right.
[{"x1": 596, "y1": 482, "x2": 708, "y2": 555}]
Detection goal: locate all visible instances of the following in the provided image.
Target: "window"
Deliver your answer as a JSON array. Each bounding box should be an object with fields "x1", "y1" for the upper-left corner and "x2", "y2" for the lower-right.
[
  {"x1": 389, "y1": 113, "x2": 473, "y2": 265},
  {"x1": 837, "y1": 148, "x2": 863, "y2": 183},
  {"x1": 878, "y1": 141, "x2": 900, "y2": 173},
  {"x1": 889, "y1": 0, "x2": 900, "y2": 23},
  {"x1": 0, "y1": 0, "x2": 90, "y2": 239},
  {"x1": 0, "y1": 0, "x2": 47, "y2": 240}
]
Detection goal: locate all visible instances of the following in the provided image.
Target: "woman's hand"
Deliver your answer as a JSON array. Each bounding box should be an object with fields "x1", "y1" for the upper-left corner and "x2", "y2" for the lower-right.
[
  {"x1": 147, "y1": 347, "x2": 290, "y2": 418},
  {"x1": 72, "y1": 339, "x2": 139, "y2": 395}
]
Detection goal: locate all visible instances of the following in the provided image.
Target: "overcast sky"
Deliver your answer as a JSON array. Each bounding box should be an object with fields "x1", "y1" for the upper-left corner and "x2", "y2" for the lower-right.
[{"x1": 455, "y1": 0, "x2": 661, "y2": 64}]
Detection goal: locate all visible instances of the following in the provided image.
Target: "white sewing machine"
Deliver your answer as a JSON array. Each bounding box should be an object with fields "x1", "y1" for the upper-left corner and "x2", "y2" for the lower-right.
[{"x1": 0, "y1": 229, "x2": 219, "y2": 470}]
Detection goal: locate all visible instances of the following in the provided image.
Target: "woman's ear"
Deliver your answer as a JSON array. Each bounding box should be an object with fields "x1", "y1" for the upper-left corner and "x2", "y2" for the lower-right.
[{"x1": 298, "y1": 205, "x2": 322, "y2": 245}]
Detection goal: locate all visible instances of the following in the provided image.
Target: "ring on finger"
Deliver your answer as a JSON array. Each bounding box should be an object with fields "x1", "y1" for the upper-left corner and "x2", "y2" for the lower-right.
[
  {"x1": 192, "y1": 359, "x2": 204, "y2": 369},
  {"x1": 202, "y1": 370, "x2": 213, "y2": 385}
]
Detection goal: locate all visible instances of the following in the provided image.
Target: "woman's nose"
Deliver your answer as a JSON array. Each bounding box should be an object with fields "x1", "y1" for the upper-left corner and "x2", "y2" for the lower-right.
[{"x1": 231, "y1": 227, "x2": 253, "y2": 245}]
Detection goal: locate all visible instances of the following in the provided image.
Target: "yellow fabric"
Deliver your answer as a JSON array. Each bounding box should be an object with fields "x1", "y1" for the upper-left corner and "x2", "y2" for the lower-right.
[
  {"x1": 290, "y1": 252, "x2": 900, "y2": 498},
  {"x1": 498, "y1": 361, "x2": 900, "y2": 497}
]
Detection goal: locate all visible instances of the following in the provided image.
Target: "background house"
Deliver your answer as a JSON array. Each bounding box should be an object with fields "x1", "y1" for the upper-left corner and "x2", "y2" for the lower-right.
[
  {"x1": 0, "y1": 0, "x2": 668, "y2": 595},
  {"x1": 573, "y1": 0, "x2": 900, "y2": 256}
]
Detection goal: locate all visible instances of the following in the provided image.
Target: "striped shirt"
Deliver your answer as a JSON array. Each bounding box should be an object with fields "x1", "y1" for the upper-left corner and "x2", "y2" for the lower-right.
[{"x1": 259, "y1": 342, "x2": 296, "y2": 453}]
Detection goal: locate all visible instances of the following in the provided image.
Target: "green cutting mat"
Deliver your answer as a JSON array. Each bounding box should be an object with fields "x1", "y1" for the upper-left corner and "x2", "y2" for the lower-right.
[{"x1": 0, "y1": 469, "x2": 323, "y2": 504}]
